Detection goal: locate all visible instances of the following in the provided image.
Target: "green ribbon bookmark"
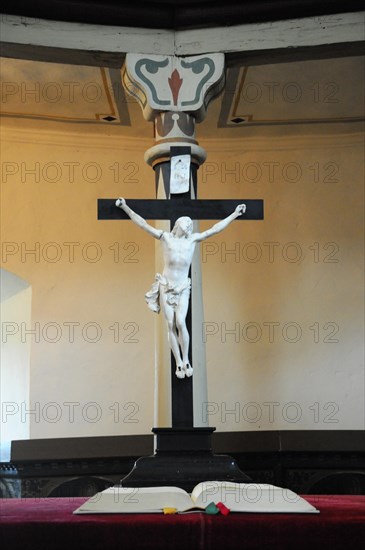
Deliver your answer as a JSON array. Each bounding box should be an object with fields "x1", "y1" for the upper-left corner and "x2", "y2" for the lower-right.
[{"x1": 205, "y1": 502, "x2": 220, "y2": 515}]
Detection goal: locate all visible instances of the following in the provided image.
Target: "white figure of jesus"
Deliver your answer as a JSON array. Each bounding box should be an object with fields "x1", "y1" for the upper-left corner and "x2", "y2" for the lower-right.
[{"x1": 116, "y1": 198, "x2": 246, "y2": 379}]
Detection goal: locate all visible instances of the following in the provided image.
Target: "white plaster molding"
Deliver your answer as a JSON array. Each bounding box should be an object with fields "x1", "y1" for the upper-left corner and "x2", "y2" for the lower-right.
[
  {"x1": 144, "y1": 142, "x2": 206, "y2": 166},
  {"x1": 200, "y1": 131, "x2": 365, "y2": 152},
  {"x1": 2, "y1": 125, "x2": 363, "y2": 151},
  {"x1": 0, "y1": 125, "x2": 153, "y2": 150}
]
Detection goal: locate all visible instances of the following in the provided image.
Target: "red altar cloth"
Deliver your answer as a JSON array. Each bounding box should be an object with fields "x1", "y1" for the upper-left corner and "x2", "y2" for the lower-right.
[{"x1": 1, "y1": 495, "x2": 364, "y2": 550}]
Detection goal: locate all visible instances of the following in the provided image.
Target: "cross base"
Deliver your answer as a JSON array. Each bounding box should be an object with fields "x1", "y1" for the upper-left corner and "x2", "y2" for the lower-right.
[
  {"x1": 154, "y1": 427, "x2": 216, "y2": 452},
  {"x1": 120, "y1": 427, "x2": 251, "y2": 492}
]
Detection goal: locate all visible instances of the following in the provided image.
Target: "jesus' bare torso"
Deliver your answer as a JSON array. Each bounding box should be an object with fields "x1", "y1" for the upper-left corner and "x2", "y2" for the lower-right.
[
  {"x1": 162, "y1": 232, "x2": 196, "y2": 285},
  {"x1": 116, "y1": 198, "x2": 246, "y2": 379}
]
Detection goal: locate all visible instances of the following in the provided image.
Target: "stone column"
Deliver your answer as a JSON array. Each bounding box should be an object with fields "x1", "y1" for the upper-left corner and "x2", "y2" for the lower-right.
[{"x1": 122, "y1": 53, "x2": 225, "y2": 427}]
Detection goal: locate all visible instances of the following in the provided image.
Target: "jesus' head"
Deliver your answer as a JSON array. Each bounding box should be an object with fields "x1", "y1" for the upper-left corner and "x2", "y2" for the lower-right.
[{"x1": 172, "y1": 217, "x2": 193, "y2": 238}]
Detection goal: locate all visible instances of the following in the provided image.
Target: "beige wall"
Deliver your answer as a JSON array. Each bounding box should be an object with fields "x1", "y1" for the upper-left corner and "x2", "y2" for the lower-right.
[
  {"x1": 1, "y1": 126, "x2": 156, "y2": 438},
  {"x1": 0, "y1": 121, "x2": 363, "y2": 438},
  {"x1": 200, "y1": 133, "x2": 364, "y2": 431}
]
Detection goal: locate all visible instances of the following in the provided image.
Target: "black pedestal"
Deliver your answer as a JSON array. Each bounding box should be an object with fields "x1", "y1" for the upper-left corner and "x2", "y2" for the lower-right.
[{"x1": 121, "y1": 427, "x2": 251, "y2": 492}]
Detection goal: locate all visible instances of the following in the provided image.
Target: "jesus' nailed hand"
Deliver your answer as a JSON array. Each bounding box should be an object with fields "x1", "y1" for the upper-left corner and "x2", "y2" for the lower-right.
[{"x1": 115, "y1": 198, "x2": 246, "y2": 379}]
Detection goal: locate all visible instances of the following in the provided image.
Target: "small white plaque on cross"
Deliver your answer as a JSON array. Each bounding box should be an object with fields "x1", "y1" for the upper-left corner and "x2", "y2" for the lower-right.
[{"x1": 170, "y1": 155, "x2": 191, "y2": 194}]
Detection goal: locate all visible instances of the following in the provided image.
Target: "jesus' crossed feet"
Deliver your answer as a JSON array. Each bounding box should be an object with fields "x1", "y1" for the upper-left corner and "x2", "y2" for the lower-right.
[{"x1": 175, "y1": 363, "x2": 193, "y2": 379}]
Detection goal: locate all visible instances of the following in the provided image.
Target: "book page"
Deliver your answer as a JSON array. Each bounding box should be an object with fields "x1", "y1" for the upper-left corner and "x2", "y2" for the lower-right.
[
  {"x1": 192, "y1": 482, "x2": 319, "y2": 513},
  {"x1": 74, "y1": 486, "x2": 195, "y2": 514}
]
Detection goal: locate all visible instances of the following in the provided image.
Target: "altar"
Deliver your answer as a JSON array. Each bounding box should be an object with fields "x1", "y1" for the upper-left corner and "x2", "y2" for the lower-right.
[{"x1": 1, "y1": 495, "x2": 364, "y2": 550}]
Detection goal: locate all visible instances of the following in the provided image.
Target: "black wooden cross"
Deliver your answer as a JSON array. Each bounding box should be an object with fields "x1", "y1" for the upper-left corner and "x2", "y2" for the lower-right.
[{"x1": 98, "y1": 147, "x2": 263, "y2": 428}]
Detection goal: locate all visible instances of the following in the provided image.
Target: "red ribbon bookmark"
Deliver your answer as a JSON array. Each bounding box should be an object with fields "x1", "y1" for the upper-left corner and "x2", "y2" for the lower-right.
[{"x1": 216, "y1": 502, "x2": 231, "y2": 516}]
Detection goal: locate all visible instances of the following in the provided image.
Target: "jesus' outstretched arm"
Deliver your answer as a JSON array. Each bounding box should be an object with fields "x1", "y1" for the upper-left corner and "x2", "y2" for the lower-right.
[
  {"x1": 115, "y1": 198, "x2": 163, "y2": 240},
  {"x1": 192, "y1": 204, "x2": 246, "y2": 242}
]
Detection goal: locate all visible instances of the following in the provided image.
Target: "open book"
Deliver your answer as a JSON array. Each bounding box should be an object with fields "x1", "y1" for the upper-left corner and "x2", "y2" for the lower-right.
[{"x1": 73, "y1": 481, "x2": 319, "y2": 514}]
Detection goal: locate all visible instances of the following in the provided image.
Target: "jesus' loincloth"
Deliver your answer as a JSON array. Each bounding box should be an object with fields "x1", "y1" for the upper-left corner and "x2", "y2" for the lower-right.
[{"x1": 145, "y1": 273, "x2": 191, "y2": 313}]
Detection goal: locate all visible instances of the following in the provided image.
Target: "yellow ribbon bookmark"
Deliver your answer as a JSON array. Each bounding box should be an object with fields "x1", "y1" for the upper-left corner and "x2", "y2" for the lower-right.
[{"x1": 163, "y1": 507, "x2": 177, "y2": 515}]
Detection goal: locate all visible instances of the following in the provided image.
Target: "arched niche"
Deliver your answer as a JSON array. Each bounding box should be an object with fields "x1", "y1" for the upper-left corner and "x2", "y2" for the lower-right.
[{"x1": 0, "y1": 268, "x2": 32, "y2": 454}]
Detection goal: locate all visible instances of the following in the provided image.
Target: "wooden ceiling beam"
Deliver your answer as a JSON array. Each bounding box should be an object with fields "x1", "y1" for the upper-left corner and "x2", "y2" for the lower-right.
[{"x1": 0, "y1": 12, "x2": 363, "y2": 67}]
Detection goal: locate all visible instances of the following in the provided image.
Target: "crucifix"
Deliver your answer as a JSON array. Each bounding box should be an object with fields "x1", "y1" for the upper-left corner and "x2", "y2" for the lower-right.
[
  {"x1": 115, "y1": 197, "x2": 247, "y2": 381},
  {"x1": 98, "y1": 53, "x2": 263, "y2": 489}
]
